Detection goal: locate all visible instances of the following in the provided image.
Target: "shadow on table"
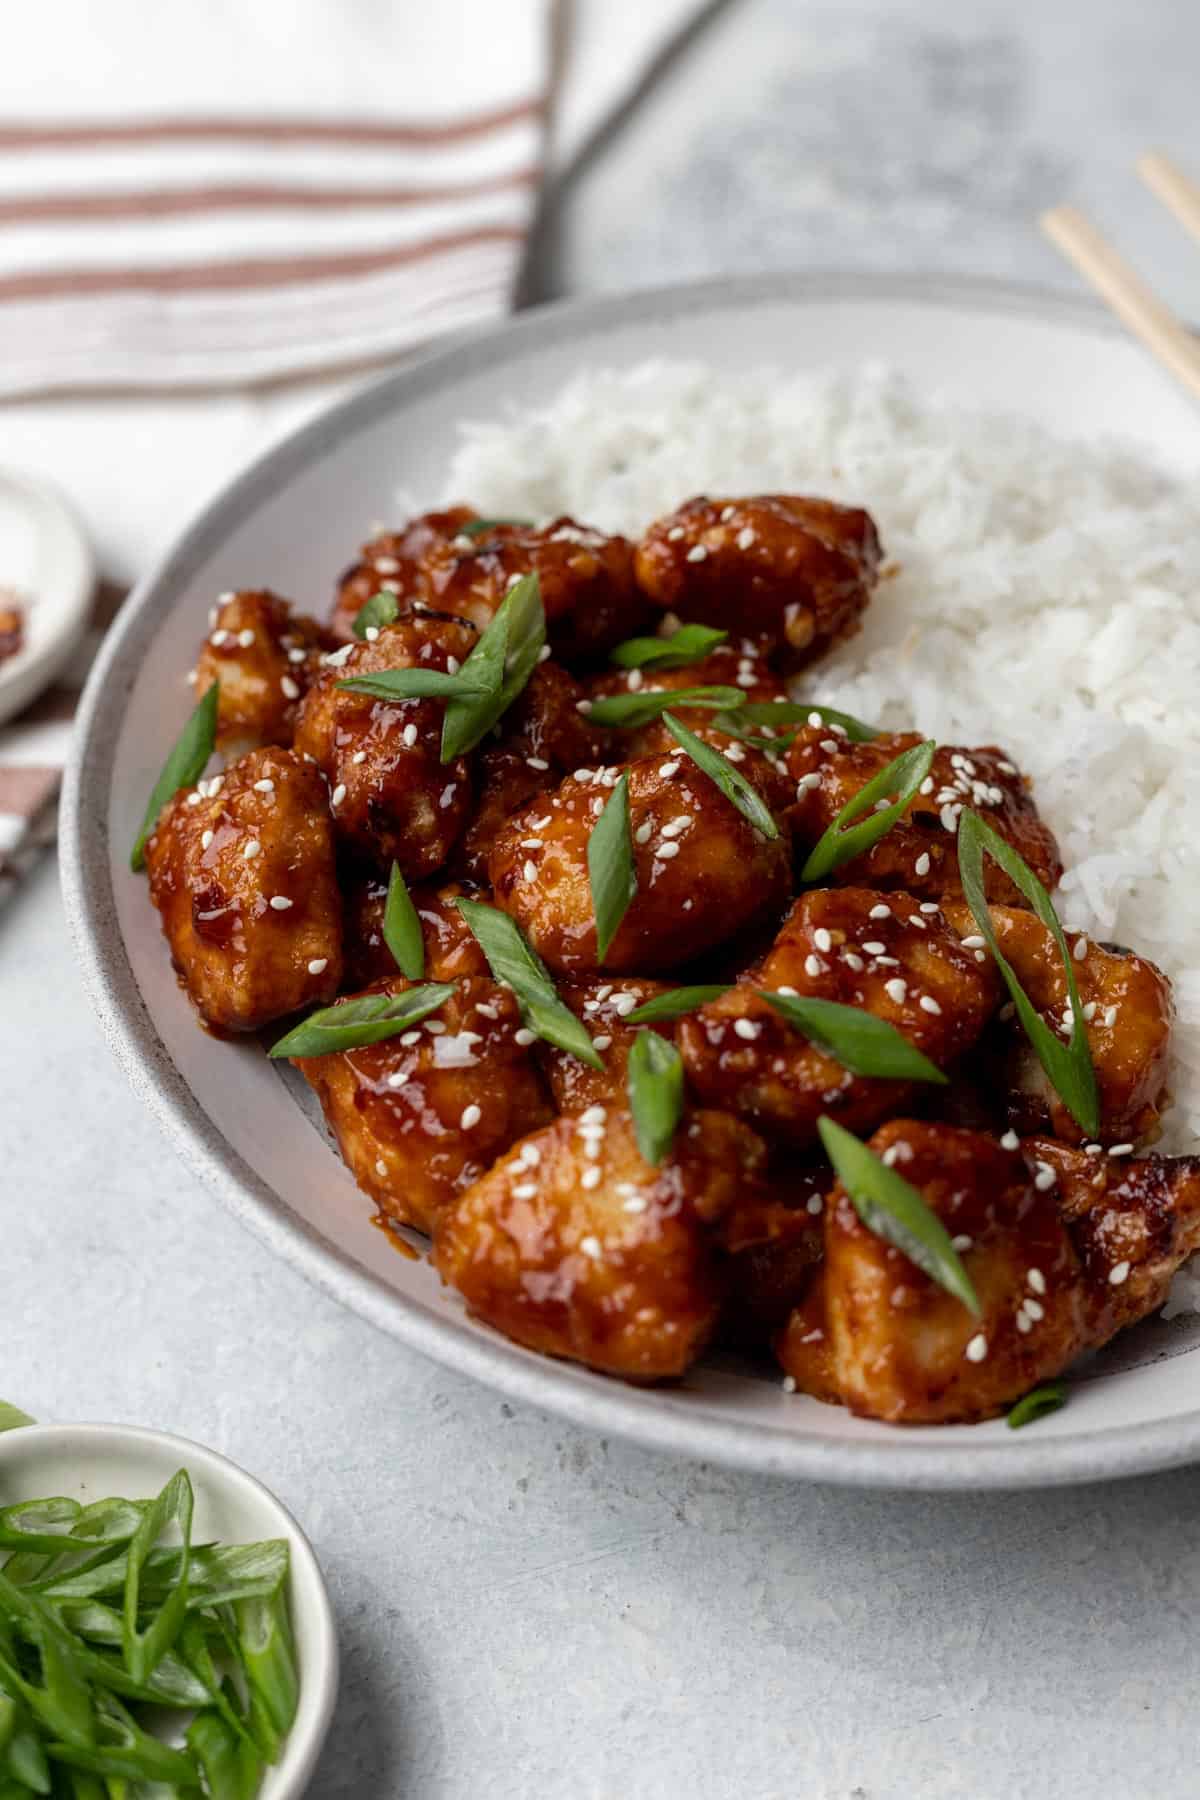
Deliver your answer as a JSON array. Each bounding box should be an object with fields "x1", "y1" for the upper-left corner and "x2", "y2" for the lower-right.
[{"x1": 310, "y1": 1583, "x2": 438, "y2": 1798}]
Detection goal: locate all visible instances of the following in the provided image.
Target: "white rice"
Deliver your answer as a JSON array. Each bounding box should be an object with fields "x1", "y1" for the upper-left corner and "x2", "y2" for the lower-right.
[{"x1": 442, "y1": 359, "x2": 1200, "y2": 1312}]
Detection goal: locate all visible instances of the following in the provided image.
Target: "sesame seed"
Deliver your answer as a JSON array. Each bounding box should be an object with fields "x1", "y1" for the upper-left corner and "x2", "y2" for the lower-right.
[
  {"x1": 686, "y1": 545, "x2": 708, "y2": 563},
  {"x1": 200, "y1": 828, "x2": 214, "y2": 849},
  {"x1": 736, "y1": 526, "x2": 756, "y2": 550},
  {"x1": 806, "y1": 1194, "x2": 824, "y2": 1217},
  {"x1": 844, "y1": 953, "x2": 865, "y2": 972},
  {"x1": 776, "y1": 985, "x2": 798, "y2": 997},
  {"x1": 884, "y1": 978, "x2": 908, "y2": 1005},
  {"x1": 519, "y1": 1143, "x2": 541, "y2": 1168},
  {"x1": 1108, "y1": 1142, "x2": 1134, "y2": 1157},
  {"x1": 660, "y1": 760, "x2": 680, "y2": 778},
  {"x1": 813, "y1": 927, "x2": 833, "y2": 953},
  {"x1": 667, "y1": 525, "x2": 686, "y2": 541},
  {"x1": 733, "y1": 1019, "x2": 760, "y2": 1041},
  {"x1": 1023, "y1": 1297, "x2": 1045, "y2": 1321},
  {"x1": 919, "y1": 903, "x2": 940, "y2": 914},
  {"x1": 862, "y1": 941, "x2": 886, "y2": 956},
  {"x1": 521, "y1": 838, "x2": 544, "y2": 850},
  {"x1": 325, "y1": 644, "x2": 354, "y2": 668},
  {"x1": 965, "y1": 1333, "x2": 988, "y2": 1363},
  {"x1": 236, "y1": 627, "x2": 256, "y2": 648},
  {"x1": 656, "y1": 841, "x2": 681, "y2": 860},
  {"x1": 402, "y1": 723, "x2": 418, "y2": 748},
  {"x1": 918, "y1": 995, "x2": 942, "y2": 1015},
  {"x1": 939, "y1": 804, "x2": 959, "y2": 833},
  {"x1": 1084, "y1": 1143, "x2": 1104, "y2": 1157},
  {"x1": 253, "y1": 778, "x2": 275, "y2": 793},
  {"x1": 914, "y1": 852, "x2": 931, "y2": 877},
  {"x1": 1028, "y1": 1268, "x2": 1046, "y2": 1294},
  {"x1": 804, "y1": 954, "x2": 823, "y2": 978},
  {"x1": 386, "y1": 1071, "x2": 406, "y2": 1089},
  {"x1": 1000, "y1": 1129, "x2": 1020, "y2": 1150},
  {"x1": 373, "y1": 556, "x2": 400, "y2": 574},
  {"x1": 460, "y1": 1104, "x2": 482, "y2": 1130},
  {"x1": 797, "y1": 772, "x2": 822, "y2": 794},
  {"x1": 661, "y1": 816, "x2": 692, "y2": 838},
  {"x1": 513, "y1": 1182, "x2": 538, "y2": 1200},
  {"x1": 1073, "y1": 936, "x2": 1088, "y2": 960},
  {"x1": 1109, "y1": 1260, "x2": 1131, "y2": 1286},
  {"x1": 951, "y1": 1235, "x2": 973, "y2": 1253},
  {"x1": 781, "y1": 1375, "x2": 797, "y2": 1393},
  {"x1": 961, "y1": 935, "x2": 986, "y2": 949},
  {"x1": 269, "y1": 895, "x2": 293, "y2": 911},
  {"x1": 446, "y1": 656, "x2": 461, "y2": 675},
  {"x1": 210, "y1": 629, "x2": 229, "y2": 647},
  {"x1": 1016, "y1": 1312, "x2": 1033, "y2": 1335},
  {"x1": 288, "y1": 646, "x2": 307, "y2": 664},
  {"x1": 307, "y1": 958, "x2": 328, "y2": 975},
  {"x1": 623, "y1": 1196, "x2": 648, "y2": 1214},
  {"x1": 523, "y1": 860, "x2": 537, "y2": 882},
  {"x1": 1104, "y1": 1006, "x2": 1119, "y2": 1028},
  {"x1": 400, "y1": 1031, "x2": 421, "y2": 1046},
  {"x1": 611, "y1": 993, "x2": 637, "y2": 1017},
  {"x1": 280, "y1": 676, "x2": 301, "y2": 700},
  {"x1": 1034, "y1": 1162, "x2": 1056, "y2": 1191},
  {"x1": 819, "y1": 738, "x2": 839, "y2": 753},
  {"x1": 918, "y1": 777, "x2": 935, "y2": 796},
  {"x1": 331, "y1": 784, "x2": 347, "y2": 808},
  {"x1": 425, "y1": 1020, "x2": 446, "y2": 1034},
  {"x1": 869, "y1": 904, "x2": 891, "y2": 921},
  {"x1": 908, "y1": 915, "x2": 927, "y2": 930},
  {"x1": 515, "y1": 1028, "x2": 535, "y2": 1046},
  {"x1": 576, "y1": 698, "x2": 593, "y2": 714},
  {"x1": 243, "y1": 839, "x2": 261, "y2": 860},
  {"x1": 352, "y1": 750, "x2": 367, "y2": 764},
  {"x1": 527, "y1": 756, "x2": 550, "y2": 771},
  {"x1": 580, "y1": 1168, "x2": 602, "y2": 1192},
  {"x1": 592, "y1": 1034, "x2": 613, "y2": 1051},
  {"x1": 581, "y1": 1105, "x2": 607, "y2": 1125}
]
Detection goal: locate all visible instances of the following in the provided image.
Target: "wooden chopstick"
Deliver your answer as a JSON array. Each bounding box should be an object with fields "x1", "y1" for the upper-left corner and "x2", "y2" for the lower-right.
[
  {"x1": 1137, "y1": 152, "x2": 1200, "y2": 248},
  {"x1": 1039, "y1": 203, "x2": 1200, "y2": 403}
]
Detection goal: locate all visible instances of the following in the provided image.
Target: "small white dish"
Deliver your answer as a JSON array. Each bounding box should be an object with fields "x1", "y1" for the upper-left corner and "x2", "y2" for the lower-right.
[
  {"x1": 0, "y1": 1420, "x2": 338, "y2": 1797},
  {"x1": 0, "y1": 467, "x2": 94, "y2": 728}
]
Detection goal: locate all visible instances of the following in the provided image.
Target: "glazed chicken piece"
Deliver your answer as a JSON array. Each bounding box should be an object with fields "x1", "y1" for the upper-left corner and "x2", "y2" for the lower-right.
[
  {"x1": 679, "y1": 888, "x2": 1000, "y2": 1149},
  {"x1": 341, "y1": 875, "x2": 489, "y2": 989},
  {"x1": 777, "y1": 1120, "x2": 1089, "y2": 1424},
  {"x1": 425, "y1": 516, "x2": 649, "y2": 665},
  {"x1": 943, "y1": 903, "x2": 1174, "y2": 1147},
  {"x1": 718, "y1": 1166, "x2": 831, "y2": 1346},
  {"x1": 535, "y1": 975, "x2": 677, "y2": 1115},
  {"x1": 489, "y1": 750, "x2": 791, "y2": 975},
  {"x1": 434, "y1": 1107, "x2": 768, "y2": 1379},
  {"x1": 145, "y1": 747, "x2": 342, "y2": 1032},
  {"x1": 293, "y1": 616, "x2": 477, "y2": 879},
  {"x1": 330, "y1": 507, "x2": 478, "y2": 641},
  {"x1": 453, "y1": 659, "x2": 610, "y2": 883},
  {"x1": 193, "y1": 590, "x2": 333, "y2": 751},
  {"x1": 587, "y1": 640, "x2": 787, "y2": 758},
  {"x1": 1022, "y1": 1137, "x2": 1200, "y2": 1346},
  {"x1": 634, "y1": 495, "x2": 881, "y2": 669},
  {"x1": 295, "y1": 976, "x2": 553, "y2": 1236},
  {"x1": 785, "y1": 729, "x2": 1062, "y2": 903}
]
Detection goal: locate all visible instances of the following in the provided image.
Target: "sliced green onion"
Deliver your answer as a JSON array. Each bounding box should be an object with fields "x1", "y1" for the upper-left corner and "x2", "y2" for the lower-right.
[
  {"x1": 817, "y1": 1117, "x2": 982, "y2": 1316},
  {"x1": 627, "y1": 1032, "x2": 685, "y2": 1165},
  {"x1": 459, "y1": 516, "x2": 533, "y2": 539},
  {"x1": 728, "y1": 700, "x2": 879, "y2": 742},
  {"x1": 39, "y1": 1539, "x2": 288, "y2": 1610},
  {"x1": 236, "y1": 1589, "x2": 298, "y2": 1750},
  {"x1": 0, "y1": 1404, "x2": 32, "y2": 1436},
  {"x1": 760, "y1": 993, "x2": 949, "y2": 1084},
  {"x1": 661, "y1": 710, "x2": 780, "y2": 840},
  {"x1": 440, "y1": 571, "x2": 546, "y2": 760},
  {"x1": 336, "y1": 666, "x2": 488, "y2": 703},
  {"x1": 5, "y1": 1716, "x2": 50, "y2": 1794},
  {"x1": 609, "y1": 624, "x2": 728, "y2": 670},
  {"x1": 188, "y1": 1703, "x2": 255, "y2": 1800},
  {"x1": 382, "y1": 861, "x2": 424, "y2": 980},
  {"x1": 800, "y1": 740, "x2": 936, "y2": 882},
  {"x1": 454, "y1": 900, "x2": 604, "y2": 1071},
  {"x1": 1007, "y1": 1383, "x2": 1067, "y2": 1430},
  {"x1": 130, "y1": 680, "x2": 219, "y2": 871},
  {"x1": 269, "y1": 983, "x2": 455, "y2": 1059},
  {"x1": 0, "y1": 1577, "x2": 94, "y2": 1750},
  {"x1": 351, "y1": 590, "x2": 401, "y2": 638},
  {"x1": 586, "y1": 684, "x2": 745, "y2": 730},
  {"x1": 956, "y1": 808, "x2": 1100, "y2": 1140},
  {"x1": 626, "y1": 985, "x2": 731, "y2": 1023},
  {"x1": 587, "y1": 773, "x2": 637, "y2": 960},
  {"x1": 122, "y1": 1469, "x2": 193, "y2": 1687}
]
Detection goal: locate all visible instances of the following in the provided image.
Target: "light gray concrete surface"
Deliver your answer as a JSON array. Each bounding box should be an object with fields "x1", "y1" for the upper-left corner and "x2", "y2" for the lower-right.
[{"x1": 8, "y1": 4, "x2": 1200, "y2": 1794}]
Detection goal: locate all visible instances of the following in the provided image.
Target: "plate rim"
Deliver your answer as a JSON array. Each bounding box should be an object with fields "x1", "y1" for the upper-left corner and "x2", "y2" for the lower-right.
[{"x1": 60, "y1": 268, "x2": 1200, "y2": 1490}]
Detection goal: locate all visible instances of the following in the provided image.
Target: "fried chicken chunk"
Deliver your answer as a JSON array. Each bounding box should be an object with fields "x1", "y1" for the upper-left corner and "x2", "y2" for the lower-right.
[
  {"x1": 330, "y1": 508, "x2": 478, "y2": 641},
  {"x1": 340, "y1": 875, "x2": 489, "y2": 989},
  {"x1": 434, "y1": 1108, "x2": 767, "y2": 1379},
  {"x1": 785, "y1": 729, "x2": 1062, "y2": 903},
  {"x1": 719, "y1": 1166, "x2": 831, "y2": 1345},
  {"x1": 145, "y1": 747, "x2": 342, "y2": 1032},
  {"x1": 944, "y1": 904, "x2": 1174, "y2": 1147},
  {"x1": 1023, "y1": 1137, "x2": 1200, "y2": 1345},
  {"x1": 489, "y1": 751, "x2": 791, "y2": 975},
  {"x1": 453, "y1": 659, "x2": 609, "y2": 882},
  {"x1": 193, "y1": 590, "x2": 333, "y2": 751},
  {"x1": 634, "y1": 495, "x2": 881, "y2": 668},
  {"x1": 535, "y1": 976, "x2": 676, "y2": 1115},
  {"x1": 295, "y1": 977, "x2": 552, "y2": 1236},
  {"x1": 777, "y1": 1121, "x2": 1088, "y2": 1424},
  {"x1": 293, "y1": 617, "x2": 477, "y2": 878},
  {"x1": 679, "y1": 889, "x2": 999, "y2": 1148}
]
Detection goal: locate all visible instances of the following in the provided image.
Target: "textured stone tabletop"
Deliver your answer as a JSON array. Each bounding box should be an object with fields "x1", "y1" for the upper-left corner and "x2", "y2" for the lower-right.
[{"x1": 7, "y1": 2, "x2": 1200, "y2": 1794}]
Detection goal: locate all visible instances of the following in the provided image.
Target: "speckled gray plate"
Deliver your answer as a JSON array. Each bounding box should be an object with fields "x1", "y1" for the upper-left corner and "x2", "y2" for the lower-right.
[{"x1": 61, "y1": 273, "x2": 1200, "y2": 1489}]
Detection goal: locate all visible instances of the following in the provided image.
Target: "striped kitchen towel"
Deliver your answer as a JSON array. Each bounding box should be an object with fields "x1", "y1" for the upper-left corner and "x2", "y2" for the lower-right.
[{"x1": 0, "y1": 0, "x2": 708, "y2": 902}]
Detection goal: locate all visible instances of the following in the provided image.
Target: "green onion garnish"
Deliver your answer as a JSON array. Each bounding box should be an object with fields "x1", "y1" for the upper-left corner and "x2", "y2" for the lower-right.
[
  {"x1": 761, "y1": 992, "x2": 949, "y2": 1084},
  {"x1": 122, "y1": 1469, "x2": 193, "y2": 1687},
  {"x1": 627, "y1": 1031, "x2": 685, "y2": 1165},
  {"x1": 351, "y1": 590, "x2": 401, "y2": 638},
  {"x1": 268, "y1": 983, "x2": 455, "y2": 1058},
  {"x1": 586, "y1": 684, "x2": 746, "y2": 729},
  {"x1": 129, "y1": 680, "x2": 219, "y2": 871},
  {"x1": 336, "y1": 666, "x2": 488, "y2": 703},
  {"x1": 800, "y1": 739, "x2": 936, "y2": 882},
  {"x1": 587, "y1": 772, "x2": 637, "y2": 960},
  {"x1": 719, "y1": 699, "x2": 880, "y2": 743},
  {"x1": 609, "y1": 624, "x2": 728, "y2": 670},
  {"x1": 0, "y1": 1401, "x2": 32, "y2": 1435},
  {"x1": 662, "y1": 710, "x2": 780, "y2": 840},
  {"x1": 1006, "y1": 1382, "x2": 1067, "y2": 1429},
  {"x1": 956, "y1": 808, "x2": 1100, "y2": 1140},
  {"x1": 626, "y1": 984, "x2": 732, "y2": 1023},
  {"x1": 439, "y1": 571, "x2": 546, "y2": 761},
  {"x1": 459, "y1": 516, "x2": 533, "y2": 539},
  {"x1": 454, "y1": 899, "x2": 604, "y2": 1070},
  {"x1": 382, "y1": 861, "x2": 424, "y2": 980},
  {"x1": 817, "y1": 1117, "x2": 982, "y2": 1316}
]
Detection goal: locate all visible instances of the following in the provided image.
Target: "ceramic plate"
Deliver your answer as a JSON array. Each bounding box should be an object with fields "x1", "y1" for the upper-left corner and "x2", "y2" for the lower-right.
[
  {"x1": 0, "y1": 467, "x2": 93, "y2": 728},
  {"x1": 61, "y1": 274, "x2": 1200, "y2": 1489}
]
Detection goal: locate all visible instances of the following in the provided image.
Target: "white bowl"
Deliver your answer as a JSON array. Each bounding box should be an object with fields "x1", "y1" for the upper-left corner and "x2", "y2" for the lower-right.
[
  {"x1": 60, "y1": 272, "x2": 1200, "y2": 1489},
  {"x1": 0, "y1": 1421, "x2": 338, "y2": 1796},
  {"x1": 0, "y1": 467, "x2": 94, "y2": 728}
]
